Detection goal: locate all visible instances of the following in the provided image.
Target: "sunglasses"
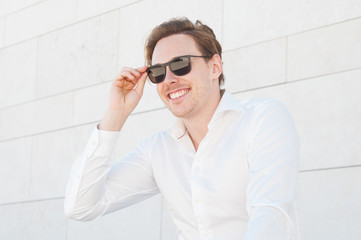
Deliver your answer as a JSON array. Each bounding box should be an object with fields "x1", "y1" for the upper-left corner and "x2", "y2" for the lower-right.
[{"x1": 146, "y1": 55, "x2": 212, "y2": 84}]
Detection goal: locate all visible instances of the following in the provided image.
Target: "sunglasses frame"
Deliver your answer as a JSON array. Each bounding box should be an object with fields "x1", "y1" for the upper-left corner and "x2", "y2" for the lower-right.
[{"x1": 146, "y1": 55, "x2": 212, "y2": 84}]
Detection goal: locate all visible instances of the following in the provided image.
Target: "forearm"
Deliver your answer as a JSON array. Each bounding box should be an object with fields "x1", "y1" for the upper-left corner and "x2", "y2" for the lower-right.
[
  {"x1": 64, "y1": 127, "x2": 120, "y2": 220},
  {"x1": 99, "y1": 108, "x2": 129, "y2": 131},
  {"x1": 65, "y1": 67, "x2": 149, "y2": 219}
]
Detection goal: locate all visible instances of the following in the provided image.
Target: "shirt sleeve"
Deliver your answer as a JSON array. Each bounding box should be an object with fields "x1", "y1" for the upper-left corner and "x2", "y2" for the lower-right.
[
  {"x1": 244, "y1": 99, "x2": 301, "y2": 240},
  {"x1": 64, "y1": 125, "x2": 160, "y2": 221}
]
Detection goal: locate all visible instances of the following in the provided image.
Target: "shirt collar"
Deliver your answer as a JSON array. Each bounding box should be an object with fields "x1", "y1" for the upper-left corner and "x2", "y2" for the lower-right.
[{"x1": 168, "y1": 90, "x2": 244, "y2": 140}]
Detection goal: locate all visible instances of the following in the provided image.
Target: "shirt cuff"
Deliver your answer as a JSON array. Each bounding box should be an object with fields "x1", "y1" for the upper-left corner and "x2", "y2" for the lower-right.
[{"x1": 83, "y1": 124, "x2": 120, "y2": 159}]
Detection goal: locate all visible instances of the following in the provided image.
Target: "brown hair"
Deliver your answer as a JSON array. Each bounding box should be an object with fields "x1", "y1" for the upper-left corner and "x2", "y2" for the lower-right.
[{"x1": 144, "y1": 17, "x2": 224, "y2": 86}]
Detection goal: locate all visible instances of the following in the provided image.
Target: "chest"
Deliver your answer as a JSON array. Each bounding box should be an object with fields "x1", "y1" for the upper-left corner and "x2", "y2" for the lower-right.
[{"x1": 152, "y1": 120, "x2": 250, "y2": 210}]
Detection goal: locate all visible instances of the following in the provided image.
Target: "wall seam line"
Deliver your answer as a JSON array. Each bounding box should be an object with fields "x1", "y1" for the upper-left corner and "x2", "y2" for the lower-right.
[
  {"x1": 0, "y1": 196, "x2": 64, "y2": 206},
  {"x1": 0, "y1": 0, "x2": 46, "y2": 18},
  {"x1": 223, "y1": 15, "x2": 361, "y2": 53},
  {"x1": 231, "y1": 66, "x2": 361, "y2": 95},
  {"x1": 4, "y1": 64, "x2": 361, "y2": 112},
  {"x1": 0, "y1": 0, "x2": 143, "y2": 51},
  {"x1": 0, "y1": 106, "x2": 167, "y2": 143},
  {"x1": 300, "y1": 164, "x2": 361, "y2": 173},
  {"x1": 2, "y1": 64, "x2": 361, "y2": 142},
  {"x1": 285, "y1": 36, "x2": 288, "y2": 83}
]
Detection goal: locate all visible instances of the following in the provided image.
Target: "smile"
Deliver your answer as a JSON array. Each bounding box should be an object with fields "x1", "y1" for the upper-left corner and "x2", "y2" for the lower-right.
[{"x1": 168, "y1": 89, "x2": 190, "y2": 100}]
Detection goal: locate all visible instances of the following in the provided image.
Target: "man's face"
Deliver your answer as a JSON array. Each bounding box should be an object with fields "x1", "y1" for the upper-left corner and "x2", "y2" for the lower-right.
[{"x1": 152, "y1": 34, "x2": 220, "y2": 120}]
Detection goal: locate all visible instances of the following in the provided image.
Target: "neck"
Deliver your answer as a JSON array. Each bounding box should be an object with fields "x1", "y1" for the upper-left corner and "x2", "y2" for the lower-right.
[
  {"x1": 182, "y1": 90, "x2": 223, "y2": 151},
  {"x1": 183, "y1": 116, "x2": 210, "y2": 151}
]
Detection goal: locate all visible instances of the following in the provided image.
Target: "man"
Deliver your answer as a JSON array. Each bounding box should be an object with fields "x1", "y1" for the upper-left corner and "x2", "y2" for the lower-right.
[{"x1": 65, "y1": 18, "x2": 301, "y2": 240}]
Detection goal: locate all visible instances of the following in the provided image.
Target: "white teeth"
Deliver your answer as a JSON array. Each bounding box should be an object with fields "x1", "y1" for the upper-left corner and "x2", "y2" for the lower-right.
[{"x1": 169, "y1": 89, "x2": 189, "y2": 99}]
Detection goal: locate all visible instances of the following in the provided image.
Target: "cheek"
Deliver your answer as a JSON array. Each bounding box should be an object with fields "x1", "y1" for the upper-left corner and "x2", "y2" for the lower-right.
[{"x1": 156, "y1": 84, "x2": 164, "y2": 97}]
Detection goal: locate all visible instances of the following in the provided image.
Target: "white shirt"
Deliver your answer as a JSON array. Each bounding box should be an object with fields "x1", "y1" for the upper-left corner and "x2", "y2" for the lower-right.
[{"x1": 64, "y1": 91, "x2": 301, "y2": 240}]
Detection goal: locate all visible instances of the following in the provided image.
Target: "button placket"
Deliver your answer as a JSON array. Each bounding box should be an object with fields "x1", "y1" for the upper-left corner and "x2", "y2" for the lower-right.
[
  {"x1": 190, "y1": 158, "x2": 202, "y2": 227},
  {"x1": 191, "y1": 130, "x2": 214, "y2": 239}
]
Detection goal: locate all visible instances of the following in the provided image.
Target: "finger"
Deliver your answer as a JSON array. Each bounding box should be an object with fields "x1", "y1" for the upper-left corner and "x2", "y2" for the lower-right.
[
  {"x1": 136, "y1": 66, "x2": 148, "y2": 73},
  {"x1": 134, "y1": 72, "x2": 147, "y2": 96},
  {"x1": 114, "y1": 80, "x2": 135, "y2": 90},
  {"x1": 118, "y1": 71, "x2": 136, "y2": 80},
  {"x1": 114, "y1": 78, "x2": 135, "y2": 86},
  {"x1": 114, "y1": 75, "x2": 136, "y2": 86},
  {"x1": 122, "y1": 67, "x2": 142, "y2": 78},
  {"x1": 116, "y1": 77, "x2": 138, "y2": 88}
]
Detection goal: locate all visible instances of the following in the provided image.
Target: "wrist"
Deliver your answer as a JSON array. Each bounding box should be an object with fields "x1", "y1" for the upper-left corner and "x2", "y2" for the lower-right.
[{"x1": 99, "y1": 109, "x2": 129, "y2": 131}]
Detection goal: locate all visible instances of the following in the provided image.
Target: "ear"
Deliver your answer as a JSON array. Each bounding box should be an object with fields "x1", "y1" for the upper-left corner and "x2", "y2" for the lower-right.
[{"x1": 211, "y1": 54, "x2": 223, "y2": 81}]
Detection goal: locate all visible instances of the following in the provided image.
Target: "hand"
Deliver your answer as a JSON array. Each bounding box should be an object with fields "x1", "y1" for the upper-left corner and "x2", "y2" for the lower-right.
[
  {"x1": 99, "y1": 66, "x2": 148, "y2": 131},
  {"x1": 108, "y1": 66, "x2": 148, "y2": 115}
]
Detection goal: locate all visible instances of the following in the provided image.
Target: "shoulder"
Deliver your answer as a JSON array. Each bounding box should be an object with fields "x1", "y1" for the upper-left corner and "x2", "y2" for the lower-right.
[
  {"x1": 237, "y1": 97, "x2": 296, "y2": 134},
  {"x1": 240, "y1": 97, "x2": 298, "y2": 141}
]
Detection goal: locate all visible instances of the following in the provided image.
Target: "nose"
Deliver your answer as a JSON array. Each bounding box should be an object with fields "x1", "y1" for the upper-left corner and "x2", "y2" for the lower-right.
[{"x1": 163, "y1": 66, "x2": 178, "y2": 84}]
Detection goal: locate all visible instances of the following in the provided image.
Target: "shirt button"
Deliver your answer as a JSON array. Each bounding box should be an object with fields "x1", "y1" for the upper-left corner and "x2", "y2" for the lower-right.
[
  {"x1": 195, "y1": 197, "x2": 201, "y2": 204},
  {"x1": 203, "y1": 230, "x2": 209, "y2": 236},
  {"x1": 194, "y1": 166, "x2": 200, "y2": 171},
  {"x1": 92, "y1": 140, "x2": 97, "y2": 146}
]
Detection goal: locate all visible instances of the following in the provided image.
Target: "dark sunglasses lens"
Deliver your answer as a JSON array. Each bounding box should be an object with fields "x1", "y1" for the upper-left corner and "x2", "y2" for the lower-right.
[
  {"x1": 148, "y1": 66, "x2": 165, "y2": 83},
  {"x1": 170, "y1": 57, "x2": 191, "y2": 76}
]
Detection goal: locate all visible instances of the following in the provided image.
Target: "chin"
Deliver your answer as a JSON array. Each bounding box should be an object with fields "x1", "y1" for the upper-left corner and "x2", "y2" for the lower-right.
[
  {"x1": 167, "y1": 106, "x2": 185, "y2": 117},
  {"x1": 169, "y1": 109, "x2": 185, "y2": 118},
  {"x1": 170, "y1": 106, "x2": 196, "y2": 119}
]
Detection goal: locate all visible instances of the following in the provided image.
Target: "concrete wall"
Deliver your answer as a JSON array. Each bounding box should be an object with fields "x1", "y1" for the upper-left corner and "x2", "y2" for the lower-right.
[{"x1": 0, "y1": 0, "x2": 360, "y2": 239}]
